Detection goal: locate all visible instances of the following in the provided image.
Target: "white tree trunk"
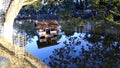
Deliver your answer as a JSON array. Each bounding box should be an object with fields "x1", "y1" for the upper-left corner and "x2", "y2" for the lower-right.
[
  {"x1": 3, "y1": 0, "x2": 37, "y2": 44},
  {"x1": 3, "y1": 23, "x2": 13, "y2": 44}
]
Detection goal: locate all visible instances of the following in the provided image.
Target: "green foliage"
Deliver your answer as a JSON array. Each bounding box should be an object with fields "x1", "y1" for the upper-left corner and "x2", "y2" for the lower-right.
[
  {"x1": 114, "y1": 21, "x2": 120, "y2": 25},
  {"x1": 24, "y1": 0, "x2": 42, "y2": 10},
  {"x1": 32, "y1": 0, "x2": 42, "y2": 10},
  {"x1": 106, "y1": 14, "x2": 114, "y2": 23},
  {"x1": 21, "y1": 0, "x2": 120, "y2": 28},
  {"x1": 61, "y1": 20, "x2": 75, "y2": 35},
  {"x1": 78, "y1": 20, "x2": 85, "y2": 27},
  {"x1": 92, "y1": 0, "x2": 100, "y2": 5},
  {"x1": 60, "y1": 17, "x2": 88, "y2": 35}
]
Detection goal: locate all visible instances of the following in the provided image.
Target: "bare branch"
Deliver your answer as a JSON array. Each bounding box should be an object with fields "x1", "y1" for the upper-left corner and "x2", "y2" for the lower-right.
[{"x1": 23, "y1": 0, "x2": 37, "y2": 6}]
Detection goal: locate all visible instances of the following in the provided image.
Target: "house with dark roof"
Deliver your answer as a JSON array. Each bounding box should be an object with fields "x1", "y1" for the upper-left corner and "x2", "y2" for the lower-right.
[{"x1": 35, "y1": 20, "x2": 61, "y2": 43}]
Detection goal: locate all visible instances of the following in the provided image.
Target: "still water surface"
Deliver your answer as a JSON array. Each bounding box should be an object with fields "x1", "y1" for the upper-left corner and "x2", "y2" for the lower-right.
[
  {"x1": 26, "y1": 32, "x2": 120, "y2": 68},
  {"x1": 14, "y1": 20, "x2": 120, "y2": 68}
]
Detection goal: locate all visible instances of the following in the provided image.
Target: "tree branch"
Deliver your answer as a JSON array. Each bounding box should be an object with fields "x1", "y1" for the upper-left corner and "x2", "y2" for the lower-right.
[
  {"x1": 109, "y1": 10, "x2": 120, "y2": 16},
  {"x1": 23, "y1": 0, "x2": 37, "y2": 6}
]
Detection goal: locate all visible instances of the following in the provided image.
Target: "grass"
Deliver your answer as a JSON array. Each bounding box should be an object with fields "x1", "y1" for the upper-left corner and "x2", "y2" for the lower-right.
[{"x1": 0, "y1": 36, "x2": 48, "y2": 68}]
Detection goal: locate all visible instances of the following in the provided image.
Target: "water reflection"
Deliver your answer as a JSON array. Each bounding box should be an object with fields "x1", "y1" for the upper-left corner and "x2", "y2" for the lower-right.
[
  {"x1": 36, "y1": 37, "x2": 58, "y2": 48},
  {"x1": 14, "y1": 20, "x2": 36, "y2": 39},
  {"x1": 43, "y1": 32, "x2": 120, "y2": 68},
  {"x1": 14, "y1": 20, "x2": 120, "y2": 68}
]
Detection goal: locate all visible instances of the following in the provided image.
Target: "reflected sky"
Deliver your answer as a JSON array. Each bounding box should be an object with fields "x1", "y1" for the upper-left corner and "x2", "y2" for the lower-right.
[
  {"x1": 25, "y1": 32, "x2": 120, "y2": 68},
  {"x1": 25, "y1": 32, "x2": 93, "y2": 64},
  {"x1": 25, "y1": 35, "x2": 64, "y2": 60},
  {"x1": 14, "y1": 20, "x2": 120, "y2": 68}
]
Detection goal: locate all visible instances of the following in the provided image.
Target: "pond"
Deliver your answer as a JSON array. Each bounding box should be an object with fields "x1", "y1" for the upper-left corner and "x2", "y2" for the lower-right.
[{"x1": 14, "y1": 20, "x2": 120, "y2": 68}]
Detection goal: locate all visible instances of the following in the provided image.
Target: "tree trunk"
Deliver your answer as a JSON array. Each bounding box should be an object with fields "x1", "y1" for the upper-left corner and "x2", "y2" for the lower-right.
[
  {"x1": 3, "y1": 22, "x2": 14, "y2": 43},
  {"x1": 3, "y1": 0, "x2": 37, "y2": 44},
  {"x1": 3, "y1": 0, "x2": 22, "y2": 44}
]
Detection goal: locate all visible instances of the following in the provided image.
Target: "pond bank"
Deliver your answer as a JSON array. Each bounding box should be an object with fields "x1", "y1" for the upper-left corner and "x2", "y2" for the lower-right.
[{"x1": 0, "y1": 36, "x2": 48, "y2": 68}]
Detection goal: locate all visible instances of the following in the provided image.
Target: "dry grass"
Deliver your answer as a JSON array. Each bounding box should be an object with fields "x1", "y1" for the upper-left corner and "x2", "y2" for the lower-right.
[{"x1": 0, "y1": 36, "x2": 48, "y2": 68}]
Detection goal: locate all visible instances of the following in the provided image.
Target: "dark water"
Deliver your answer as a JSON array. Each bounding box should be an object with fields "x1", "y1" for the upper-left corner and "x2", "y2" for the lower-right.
[{"x1": 14, "y1": 20, "x2": 120, "y2": 68}]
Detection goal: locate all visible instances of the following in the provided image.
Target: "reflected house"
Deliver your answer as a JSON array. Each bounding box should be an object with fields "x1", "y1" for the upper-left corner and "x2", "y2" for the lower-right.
[
  {"x1": 36, "y1": 37, "x2": 58, "y2": 48},
  {"x1": 35, "y1": 20, "x2": 61, "y2": 48}
]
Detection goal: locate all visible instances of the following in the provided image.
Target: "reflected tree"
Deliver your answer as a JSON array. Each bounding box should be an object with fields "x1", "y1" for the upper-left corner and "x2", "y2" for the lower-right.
[
  {"x1": 44, "y1": 33, "x2": 120, "y2": 68},
  {"x1": 14, "y1": 20, "x2": 36, "y2": 39},
  {"x1": 61, "y1": 17, "x2": 82, "y2": 36}
]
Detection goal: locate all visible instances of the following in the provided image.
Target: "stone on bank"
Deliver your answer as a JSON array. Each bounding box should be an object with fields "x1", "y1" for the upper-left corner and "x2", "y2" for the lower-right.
[{"x1": 0, "y1": 56, "x2": 11, "y2": 68}]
